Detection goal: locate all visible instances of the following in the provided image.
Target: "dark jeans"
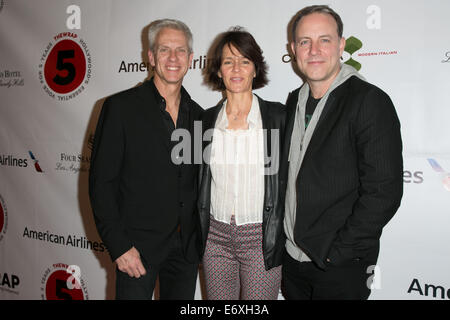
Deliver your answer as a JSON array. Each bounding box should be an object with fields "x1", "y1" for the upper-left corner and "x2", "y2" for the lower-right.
[
  {"x1": 282, "y1": 250, "x2": 371, "y2": 300},
  {"x1": 115, "y1": 232, "x2": 198, "y2": 300}
]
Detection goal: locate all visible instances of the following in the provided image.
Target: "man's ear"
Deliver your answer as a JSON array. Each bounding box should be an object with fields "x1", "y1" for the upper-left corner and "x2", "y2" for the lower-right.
[
  {"x1": 148, "y1": 49, "x2": 155, "y2": 67},
  {"x1": 290, "y1": 42, "x2": 296, "y2": 57},
  {"x1": 188, "y1": 52, "x2": 194, "y2": 68},
  {"x1": 339, "y1": 37, "x2": 346, "y2": 57}
]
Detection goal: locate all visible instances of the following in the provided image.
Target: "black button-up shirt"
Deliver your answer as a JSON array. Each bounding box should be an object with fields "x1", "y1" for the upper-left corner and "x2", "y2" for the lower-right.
[
  {"x1": 150, "y1": 78, "x2": 189, "y2": 214},
  {"x1": 150, "y1": 79, "x2": 189, "y2": 136}
]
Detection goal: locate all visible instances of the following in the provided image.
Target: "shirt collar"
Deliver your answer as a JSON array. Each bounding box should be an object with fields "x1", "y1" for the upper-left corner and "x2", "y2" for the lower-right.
[
  {"x1": 216, "y1": 94, "x2": 261, "y2": 130},
  {"x1": 150, "y1": 77, "x2": 189, "y2": 113}
]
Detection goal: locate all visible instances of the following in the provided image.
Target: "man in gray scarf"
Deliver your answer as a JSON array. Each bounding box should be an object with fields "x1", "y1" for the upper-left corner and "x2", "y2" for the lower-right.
[{"x1": 280, "y1": 5, "x2": 403, "y2": 300}]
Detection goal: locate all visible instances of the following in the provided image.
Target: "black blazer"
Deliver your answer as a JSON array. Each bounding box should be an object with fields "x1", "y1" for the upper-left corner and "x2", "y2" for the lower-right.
[
  {"x1": 197, "y1": 95, "x2": 286, "y2": 270},
  {"x1": 280, "y1": 76, "x2": 403, "y2": 270},
  {"x1": 89, "y1": 79, "x2": 203, "y2": 265}
]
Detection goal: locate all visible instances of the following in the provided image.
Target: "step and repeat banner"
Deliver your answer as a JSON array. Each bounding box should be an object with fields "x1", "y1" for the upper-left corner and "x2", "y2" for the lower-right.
[{"x1": 1, "y1": 0, "x2": 449, "y2": 300}]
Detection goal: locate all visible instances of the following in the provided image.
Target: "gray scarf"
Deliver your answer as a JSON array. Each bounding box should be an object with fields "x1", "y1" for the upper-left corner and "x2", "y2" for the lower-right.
[{"x1": 284, "y1": 64, "x2": 365, "y2": 261}]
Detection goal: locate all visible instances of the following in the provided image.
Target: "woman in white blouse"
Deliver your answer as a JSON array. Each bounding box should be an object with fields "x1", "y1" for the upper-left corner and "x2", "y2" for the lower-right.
[{"x1": 198, "y1": 27, "x2": 286, "y2": 300}]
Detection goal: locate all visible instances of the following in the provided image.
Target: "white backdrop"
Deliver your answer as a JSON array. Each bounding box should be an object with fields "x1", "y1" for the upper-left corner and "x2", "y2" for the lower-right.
[{"x1": 1, "y1": 0, "x2": 449, "y2": 300}]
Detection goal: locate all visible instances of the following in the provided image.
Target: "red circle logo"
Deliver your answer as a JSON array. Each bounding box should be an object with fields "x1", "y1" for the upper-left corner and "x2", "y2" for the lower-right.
[
  {"x1": 0, "y1": 194, "x2": 6, "y2": 240},
  {"x1": 44, "y1": 39, "x2": 86, "y2": 94},
  {"x1": 45, "y1": 269, "x2": 84, "y2": 300}
]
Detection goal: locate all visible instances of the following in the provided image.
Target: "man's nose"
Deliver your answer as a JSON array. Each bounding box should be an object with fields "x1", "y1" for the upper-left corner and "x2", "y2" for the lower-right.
[
  {"x1": 168, "y1": 49, "x2": 177, "y2": 60},
  {"x1": 310, "y1": 41, "x2": 319, "y2": 55}
]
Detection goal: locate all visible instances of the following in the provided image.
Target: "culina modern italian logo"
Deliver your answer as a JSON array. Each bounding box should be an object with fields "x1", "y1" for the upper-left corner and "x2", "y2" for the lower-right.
[
  {"x1": 343, "y1": 36, "x2": 363, "y2": 71},
  {"x1": 343, "y1": 36, "x2": 398, "y2": 71}
]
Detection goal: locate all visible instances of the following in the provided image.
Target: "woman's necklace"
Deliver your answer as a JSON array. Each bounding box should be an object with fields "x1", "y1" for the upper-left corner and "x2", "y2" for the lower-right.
[
  {"x1": 231, "y1": 111, "x2": 241, "y2": 121},
  {"x1": 228, "y1": 107, "x2": 247, "y2": 121}
]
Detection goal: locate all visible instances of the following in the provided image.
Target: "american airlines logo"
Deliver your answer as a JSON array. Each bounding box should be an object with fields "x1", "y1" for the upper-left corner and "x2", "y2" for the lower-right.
[
  {"x1": 427, "y1": 158, "x2": 450, "y2": 191},
  {"x1": 0, "y1": 151, "x2": 43, "y2": 173},
  {"x1": 29, "y1": 151, "x2": 44, "y2": 173}
]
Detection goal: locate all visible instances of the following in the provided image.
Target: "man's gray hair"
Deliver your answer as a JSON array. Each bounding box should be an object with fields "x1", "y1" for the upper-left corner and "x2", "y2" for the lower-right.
[{"x1": 148, "y1": 19, "x2": 193, "y2": 53}]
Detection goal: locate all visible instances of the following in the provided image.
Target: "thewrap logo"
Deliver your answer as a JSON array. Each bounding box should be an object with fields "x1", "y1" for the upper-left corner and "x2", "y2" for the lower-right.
[
  {"x1": 427, "y1": 158, "x2": 450, "y2": 191},
  {"x1": 0, "y1": 194, "x2": 8, "y2": 242},
  {"x1": 0, "y1": 271, "x2": 20, "y2": 296},
  {"x1": 38, "y1": 32, "x2": 92, "y2": 101},
  {"x1": 41, "y1": 263, "x2": 88, "y2": 300}
]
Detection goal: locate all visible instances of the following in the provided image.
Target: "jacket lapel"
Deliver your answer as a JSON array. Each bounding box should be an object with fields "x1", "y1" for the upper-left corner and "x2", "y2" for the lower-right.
[
  {"x1": 302, "y1": 89, "x2": 343, "y2": 163},
  {"x1": 198, "y1": 102, "x2": 222, "y2": 246},
  {"x1": 282, "y1": 88, "x2": 300, "y2": 169},
  {"x1": 201, "y1": 101, "x2": 222, "y2": 166},
  {"x1": 257, "y1": 95, "x2": 274, "y2": 166}
]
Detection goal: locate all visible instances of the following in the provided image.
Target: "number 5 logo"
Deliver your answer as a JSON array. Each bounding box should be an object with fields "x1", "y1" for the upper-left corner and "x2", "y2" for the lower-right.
[
  {"x1": 43, "y1": 266, "x2": 85, "y2": 300},
  {"x1": 44, "y1": 39, "x2": 86, "y2": 94},
  {"x1": 54, "y1": 50, "x2": 76, "y2": 86}
]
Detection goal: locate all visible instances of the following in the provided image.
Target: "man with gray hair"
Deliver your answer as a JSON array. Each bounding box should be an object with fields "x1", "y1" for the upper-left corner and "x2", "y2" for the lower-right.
[
  {"x1": 89, "y1": 19, "x2": 203, "y2": 299},
  {"x1": 280, "y1": 5, "x2": 403, "y2": 299}
]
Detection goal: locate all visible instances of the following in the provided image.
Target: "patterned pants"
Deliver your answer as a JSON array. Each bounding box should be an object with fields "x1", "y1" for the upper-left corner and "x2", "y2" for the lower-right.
[{"x1": 202, "y1": 215, "x2": 282, "y2": 300}]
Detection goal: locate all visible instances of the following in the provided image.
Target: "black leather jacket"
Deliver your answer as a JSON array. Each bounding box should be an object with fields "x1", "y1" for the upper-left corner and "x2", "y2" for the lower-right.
[{"x1": 197, "y1": 95, "x2": 286, "y2": 270}]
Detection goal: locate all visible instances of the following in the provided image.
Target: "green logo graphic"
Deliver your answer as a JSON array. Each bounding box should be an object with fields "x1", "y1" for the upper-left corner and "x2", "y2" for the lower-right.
[{"x1": 344, "y1": 36, "x2": 363, "y2": 71}]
